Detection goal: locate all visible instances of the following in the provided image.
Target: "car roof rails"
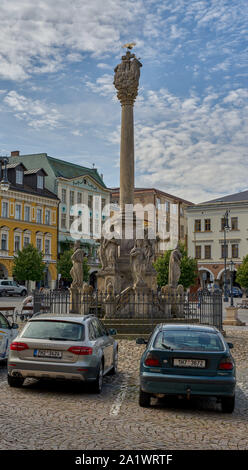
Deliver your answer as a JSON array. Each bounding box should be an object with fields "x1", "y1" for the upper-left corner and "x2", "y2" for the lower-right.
[{"x1": 83, "y1": 314, "x2": 95, "y2": 320}]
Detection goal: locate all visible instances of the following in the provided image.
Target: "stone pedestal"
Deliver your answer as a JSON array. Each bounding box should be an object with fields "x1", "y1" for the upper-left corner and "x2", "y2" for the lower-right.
[
  {"x1": 161, "y1": 285, "x2": 184, "y2": 318},
  {"x1": 69, "y1": 287, "x2": 81, "y2": 314},
  {"x1": 104, "y1": 295, "x2": 116, "y2": 319},
  {"x1": 223, "y1": 306, "x2": 245, "y2": 326},
  {"x1": 134, "y1": 286, "x2": 150, "y2": 318}
]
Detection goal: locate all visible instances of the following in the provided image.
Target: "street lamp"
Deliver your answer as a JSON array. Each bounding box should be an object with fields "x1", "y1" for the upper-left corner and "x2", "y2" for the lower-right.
[
  {"x1": 0, "y1": 157, "x2": 10, "y2": 191},
  {"x1": 223, "y1": 209, "x2": 230, "y2": 302},
  {"x1": 229, "y1": 260, "x2": 234, "y2": 307}
]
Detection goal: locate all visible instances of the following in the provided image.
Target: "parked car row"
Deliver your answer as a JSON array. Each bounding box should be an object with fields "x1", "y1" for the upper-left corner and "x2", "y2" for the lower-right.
[
  {"x1": 199, "y1": 285, "x2": 243, "y2": 298},
  {"x1": 1, "y1": 312, "x2": 236, "y2": 413},
  {"x1": 226, "y1": 287, "x2": 243, "y2": 298},
  {"x1": 0, "y1": 280, "x2": 27, "y2": 297}
]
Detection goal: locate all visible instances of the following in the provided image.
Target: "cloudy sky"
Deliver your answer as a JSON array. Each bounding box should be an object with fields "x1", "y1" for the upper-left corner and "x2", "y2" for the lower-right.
[{"x1": 0, "y1": 0, "x2": 247, "y2": 203}]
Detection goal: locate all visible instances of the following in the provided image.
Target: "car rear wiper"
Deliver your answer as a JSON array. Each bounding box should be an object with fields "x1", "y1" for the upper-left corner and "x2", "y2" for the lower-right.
[
  {"x1": 161, "y1": 342, "x2": 173, "y2": 350},
  {"x1": 48, "y1": 337, "x2": 69, "y2": 341}
]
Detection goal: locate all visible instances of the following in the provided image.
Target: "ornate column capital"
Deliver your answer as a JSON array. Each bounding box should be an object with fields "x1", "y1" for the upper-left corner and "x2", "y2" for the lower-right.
[{"x1": 114, "y1": 51, "x2": 142, "y2": 106}]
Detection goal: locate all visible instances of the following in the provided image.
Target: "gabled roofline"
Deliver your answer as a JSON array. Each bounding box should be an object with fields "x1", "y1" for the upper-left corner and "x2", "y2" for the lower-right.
[
  {"x1": 110, "y1": 187, "x2": 194, "y2": 205},
  {"x1": 57, "y1": 174, "x2": 111, "y2": 192}
]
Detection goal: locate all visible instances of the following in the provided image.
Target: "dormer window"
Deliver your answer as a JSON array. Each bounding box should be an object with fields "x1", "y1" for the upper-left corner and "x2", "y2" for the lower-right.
[
  {"x1": 37, "y1": 175, "x2": 44, "y2": 189},
  {"x1": 16, "y1": 169, "x2": 23, "y2": 185}
]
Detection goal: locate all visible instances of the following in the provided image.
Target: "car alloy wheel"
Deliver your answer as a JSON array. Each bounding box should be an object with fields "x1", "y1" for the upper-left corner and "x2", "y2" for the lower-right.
[
  {"x1": 108, "y1": 349, "x2": 118, "y2": 375},
  {"x1": 91, "y1": 361, "x2": 103, "y2": 394}
]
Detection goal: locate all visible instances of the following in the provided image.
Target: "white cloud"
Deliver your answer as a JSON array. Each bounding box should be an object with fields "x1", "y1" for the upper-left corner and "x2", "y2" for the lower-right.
[
  {"x1": 0, "y1": 0, "x2": 145, "y2": 81},
  {"x1": 3, "y1": 90, "x2": 62, "y2": 129},
  {"x1": 86, "y1": 74, "x2": 116, "y2": 98},
  {"x1": 108, "y1": 86, "x2": 248, "y2": 202}
]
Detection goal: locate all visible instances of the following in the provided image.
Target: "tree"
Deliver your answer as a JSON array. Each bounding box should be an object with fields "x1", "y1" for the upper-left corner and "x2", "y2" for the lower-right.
[
  {"x1": 57, "y1": 249, "x2": 90, "y2": 283},
  {"x1": 236, "y1": 255, "x2": 248, "y2": 289},
  {"x1": 154, "y1": 242, "x2": 198, "y2": 289},
  {"x1": 12, "y1": 244, "x2": 45, "y2": 292}
]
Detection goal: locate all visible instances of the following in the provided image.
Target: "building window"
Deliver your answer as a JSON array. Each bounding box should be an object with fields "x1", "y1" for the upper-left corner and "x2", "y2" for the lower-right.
[
  {"x1": 24, "y1": 206, "x2": 30, "y2": 222},
  {"x1": 37, "y1": 208, "x2": 42, "y2": 224},
  {"x1": 88, "y1": 195, "x2": 93, "y2": 210},
  {"x1": 70, "y1": 191, "x2": 74, "y2": 206},
  {"x1": 205, "y1": 219, "x2": 211, "y2": 231},
  {"x1": 45, "y1": 210, "x2": 51, "y2": 225},
  {"x1": 14, "y1": 235, "x2": 21, "y2": 252},
  {"x1": 1, "y1": 234, "x2": 7, "y2": 251},
  {"x1": 221, "y1": 244, "x2": 228, "y2": 259},
  {"x1": 37, "y1": 175, "x2": 44, "y2": 189},
  {"x1": 36, "y1": 238, "x2": 42, "y2": 252},
  {"x1": 16, "y1": 170, "x2": 23, "y2": 185},
  {"x1": 231, "y1": 217, "x2": 238, "y2": 230},
  {"x1": 2, "y1": 201, "x2": 8, "y2": 218},
  {"x1": 180, "y1": 225, "x2": 184, "y2": 238},
  {"x1": 232, "y1": 244, "x2": 239, "y2": 258},
  {"x1": 195, "y1": 246, "x2": 201, "y2": 259},
  {"x1": 90, "y1": 217, "x2": 93, "y2": 236},
  {"x1": 156, "y1": 198, "x2": 161, "y2": 208},
  {"x1": 77, "y1": 192, "x2": 82, "y2": 204},
  {"x1": 61, "y1": 213, "x2": 67, "y2": 229},
  {"x1": 45, "y1": 239, "x2": 50, "y2": 254},
  {"x1": 23, "y1": 236, "x2": 30, "y2": 247},
  {"x1": 70, "y1": 215, "x2": 75, "y2": 227},
  {"x1": 15, "y1": 204, "x2": 22, "y2": 220},
  {"x1": 194, "y1": 219, "x2": 201, "y2": 232},
  {"x1": 204, "y1": 245, "x2": 211, "y2": 259},
  {"x1": 62, "y1": 189, "x2": 67, "y2": 204}
]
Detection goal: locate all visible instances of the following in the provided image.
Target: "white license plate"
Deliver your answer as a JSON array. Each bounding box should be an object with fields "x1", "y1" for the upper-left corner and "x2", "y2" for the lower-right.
[
  {"x1": 34, "y1": 349, "x2": 62, "y2": 359},
  {"x1": 173, "y1": 358, "x2": 206, "y2": 368}
]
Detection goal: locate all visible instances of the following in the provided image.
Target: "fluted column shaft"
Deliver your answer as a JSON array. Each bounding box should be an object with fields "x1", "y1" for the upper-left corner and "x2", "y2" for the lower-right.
[{"x1": 120, "y1": 103, "x2": 134, "y2": 211}]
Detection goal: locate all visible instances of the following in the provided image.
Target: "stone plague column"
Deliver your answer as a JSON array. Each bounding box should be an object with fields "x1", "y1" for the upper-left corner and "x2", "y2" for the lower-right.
[{"x1": 114, "y1": 50, "x2": 142, "y2": 212}]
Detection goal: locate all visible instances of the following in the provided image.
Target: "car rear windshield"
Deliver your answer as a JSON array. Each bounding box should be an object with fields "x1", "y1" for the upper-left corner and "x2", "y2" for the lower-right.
[
  {"x1": 21, "y1": 320, "x2": 85, "y2": 341},
  {"x1": 154, "y1": 330, "x2": 224, "y2": 352}
]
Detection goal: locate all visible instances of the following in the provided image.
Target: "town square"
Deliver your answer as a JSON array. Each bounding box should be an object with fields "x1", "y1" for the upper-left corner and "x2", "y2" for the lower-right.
[{"x1": 0, "y1": 0, "x2": 248, "y2": 461}]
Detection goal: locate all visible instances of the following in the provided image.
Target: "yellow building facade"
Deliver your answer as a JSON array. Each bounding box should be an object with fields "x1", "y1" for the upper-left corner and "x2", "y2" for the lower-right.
[{"x1": 0, "y1": 184, "x2": 59, "y2": 289}]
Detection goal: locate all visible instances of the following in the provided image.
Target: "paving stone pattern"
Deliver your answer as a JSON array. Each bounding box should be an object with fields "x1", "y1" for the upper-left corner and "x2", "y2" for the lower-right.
[{"x1": 0, "y1": 328, "x2": 247, "y2": 450}]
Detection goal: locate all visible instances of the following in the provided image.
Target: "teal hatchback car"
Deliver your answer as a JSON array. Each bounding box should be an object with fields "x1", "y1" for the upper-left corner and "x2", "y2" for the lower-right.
[{"x1": 137, "y1": 324, "x2": 236, "y2": 413}]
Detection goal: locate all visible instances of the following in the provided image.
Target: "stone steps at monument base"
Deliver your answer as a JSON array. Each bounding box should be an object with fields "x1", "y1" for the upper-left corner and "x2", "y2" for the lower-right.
[{"x1": 103, "y1": 318, "x2": 199, "y2": 338}]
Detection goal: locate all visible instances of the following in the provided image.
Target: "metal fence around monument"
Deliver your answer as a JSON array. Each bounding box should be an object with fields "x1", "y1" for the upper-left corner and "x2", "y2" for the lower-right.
[{"x1": 32, "y1": 289, "x2": 223, "y2": 331}]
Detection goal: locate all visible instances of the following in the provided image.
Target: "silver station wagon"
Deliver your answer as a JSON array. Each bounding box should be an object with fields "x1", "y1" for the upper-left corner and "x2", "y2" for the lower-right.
[{"x1": 7, "y1": 314, "x2": 118, "y2": 393}]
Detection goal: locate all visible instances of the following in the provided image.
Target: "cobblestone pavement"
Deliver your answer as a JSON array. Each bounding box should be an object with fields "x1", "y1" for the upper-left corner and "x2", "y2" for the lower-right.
[{"x1": 0, "y1": 327, "x2": 247, "y2": 450}]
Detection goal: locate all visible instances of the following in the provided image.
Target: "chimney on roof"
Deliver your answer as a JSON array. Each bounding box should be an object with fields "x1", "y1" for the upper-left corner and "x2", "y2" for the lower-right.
[{"x1": 11, "y1": 150, "x2": 20, "y2": 157}]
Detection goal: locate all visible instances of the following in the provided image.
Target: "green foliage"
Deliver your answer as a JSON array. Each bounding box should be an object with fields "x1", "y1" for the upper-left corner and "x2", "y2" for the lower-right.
[
  {"x1": 57, "y1": 249, "x2": 90, "y2": 282},
  {"x1": 236, "y1": 255, "x2": 248, "y2": 289},
  {"x1": 12, "y1": 244, "x2": 45, "y2": 282},
  {"x1": 154, "y1": 242, "x2": 198, "y2": 289}
]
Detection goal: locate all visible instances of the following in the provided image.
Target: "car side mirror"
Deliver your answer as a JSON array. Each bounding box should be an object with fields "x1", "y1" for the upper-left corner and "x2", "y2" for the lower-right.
[
  {"x1": 11, "y1": 323, "x2": 19, "y2": 329},
  {"x1": 136, "y1": 338, "x2": 148, "y2": 345},
  {"x1": 227, "y1": 342, "x2": 234, "y2": 349},
  {"x1": 108, "y1": 328, "x2": 117, "y2": 336}
]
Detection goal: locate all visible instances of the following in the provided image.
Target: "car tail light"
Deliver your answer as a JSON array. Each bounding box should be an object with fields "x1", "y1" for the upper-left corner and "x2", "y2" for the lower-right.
[
  {"x1": 218, "y1": 357, "x2": 234, "y2": 370},
  {"x1": 68, "y1": 346, "x2": 93, "y2": 355},
  {"x1": 10, "y1": 342, "x2": 29, "y2": 351},
  {"x1": 145, "y1": 353, "x2": 160, "y2": 367}
]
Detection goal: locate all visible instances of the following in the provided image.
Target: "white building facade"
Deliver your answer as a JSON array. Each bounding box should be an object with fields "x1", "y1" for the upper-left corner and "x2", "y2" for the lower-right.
[
  {"x1": 187, "y1": 191, "x2": 248, "y2": 289},
  {"x1": 58, "y1": 175, "x2": 111, "y2": 286}
]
